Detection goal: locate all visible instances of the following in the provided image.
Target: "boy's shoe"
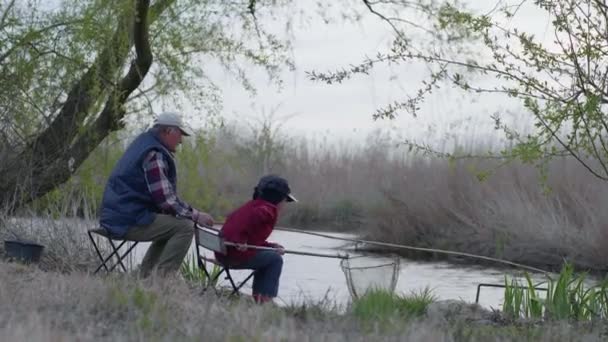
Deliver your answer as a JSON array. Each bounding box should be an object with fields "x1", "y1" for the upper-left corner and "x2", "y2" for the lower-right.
[{"x1": 253, "y1": 293, "x2": 274, "y2": 304}]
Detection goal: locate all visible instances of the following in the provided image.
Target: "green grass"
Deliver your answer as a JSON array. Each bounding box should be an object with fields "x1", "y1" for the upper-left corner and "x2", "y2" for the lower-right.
[
  {"x1": 503, "y1": 263, "x2": 608, "y2": 321},
  {"x1": 350, "y1": 287, "x2": 436, "y2": 321},
  {"x1": 179, "y1": 252, "x2": 222, "y2": 288}
]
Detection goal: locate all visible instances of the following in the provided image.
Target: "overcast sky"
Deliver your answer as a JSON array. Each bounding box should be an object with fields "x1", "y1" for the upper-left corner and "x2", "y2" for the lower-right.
[
  {"x1": 216, "y1": 4, "x2": 446, "y2": 143},
  {"x1": 170, "y1": 1, "x2": 555, "y2": 148}
]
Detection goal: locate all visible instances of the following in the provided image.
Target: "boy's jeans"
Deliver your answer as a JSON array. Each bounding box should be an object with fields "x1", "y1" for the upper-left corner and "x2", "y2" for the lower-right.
[{"x1": 230, "y1": 251, "x2": 283, "y2": 297}]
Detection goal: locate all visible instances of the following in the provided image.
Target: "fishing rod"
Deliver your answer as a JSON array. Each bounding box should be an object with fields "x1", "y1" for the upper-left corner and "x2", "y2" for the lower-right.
[
  {"x1": 222, "y1": 241, "x2": 349, "y2": 259},
  {"x1": 203, "y1": 222, "x2": 547, "y2": 274},
  {"x1": 272, "y1": 227, "x2": 549, "y2": 275},
  {"x1": 197, "y1": 223, "x2": 347, "y2": 259}
]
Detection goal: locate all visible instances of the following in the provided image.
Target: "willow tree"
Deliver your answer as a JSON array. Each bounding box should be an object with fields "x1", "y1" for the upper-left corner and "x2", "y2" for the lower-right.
[
  {"x1": 0, "y1": 0, "x2": 293, "y2": 209},
  {"x1": 312, "y1": 0, "x2": 608, "y2": 180}
]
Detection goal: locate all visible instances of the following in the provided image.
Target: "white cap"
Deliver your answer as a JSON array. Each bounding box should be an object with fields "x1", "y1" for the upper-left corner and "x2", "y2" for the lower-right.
[{"x1": 153, "y1": 112, "x2": 192, "y2": 136}]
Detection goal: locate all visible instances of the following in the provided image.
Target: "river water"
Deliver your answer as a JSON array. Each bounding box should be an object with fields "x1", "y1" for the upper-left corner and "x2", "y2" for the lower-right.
[{"x1": 129, "y1": 228, "x2": 553, "y2": 310}]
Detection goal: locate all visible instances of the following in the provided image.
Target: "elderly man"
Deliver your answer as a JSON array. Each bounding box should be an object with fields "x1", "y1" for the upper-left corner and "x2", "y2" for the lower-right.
[{"x1": 100, "y1": 112, "x2": 213, "y2": 277}]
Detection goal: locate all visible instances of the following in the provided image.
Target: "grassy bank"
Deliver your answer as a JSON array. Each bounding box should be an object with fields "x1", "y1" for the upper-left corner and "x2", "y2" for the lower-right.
[
  {"x1": 2, "y1": 260, "x2": 607, "y2": 341},
  {"x1": 2, "y1": 216, "x2": 608, "y2": 340}
]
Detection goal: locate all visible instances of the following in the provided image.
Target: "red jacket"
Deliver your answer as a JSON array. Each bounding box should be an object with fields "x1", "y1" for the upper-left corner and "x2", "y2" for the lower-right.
[{"x1": 215, "y1": 199, "x2": 278, "y2": 264}]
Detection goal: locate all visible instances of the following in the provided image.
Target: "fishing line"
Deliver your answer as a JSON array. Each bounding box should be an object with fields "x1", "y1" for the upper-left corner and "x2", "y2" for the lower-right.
[{"x1": 273, "y1": 226, "x2": 549, "y2": 275}]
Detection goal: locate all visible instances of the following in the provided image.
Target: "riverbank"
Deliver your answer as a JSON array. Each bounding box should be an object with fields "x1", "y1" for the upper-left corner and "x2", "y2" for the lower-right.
[
  {"x1": 2, "y1": 261, "x2": 607, "y2": 341},
  {"x1": 0, "y1": 216, "x2": 601, "y2": 310}
]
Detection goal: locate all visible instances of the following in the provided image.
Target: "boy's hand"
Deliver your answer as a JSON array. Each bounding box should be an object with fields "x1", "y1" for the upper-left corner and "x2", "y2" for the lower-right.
[{"x1": 269, "y1": 242, "x2": 285, "y2": 255}]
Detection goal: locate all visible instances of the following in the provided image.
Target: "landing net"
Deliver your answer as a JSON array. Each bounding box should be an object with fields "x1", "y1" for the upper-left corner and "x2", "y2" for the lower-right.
[{"x1": 340, "y1": 255, "x2": 400, "y2": 299}]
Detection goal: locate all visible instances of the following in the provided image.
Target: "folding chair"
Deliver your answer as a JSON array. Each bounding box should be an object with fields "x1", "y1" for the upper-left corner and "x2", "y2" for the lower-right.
[
  {"x1": 194, "y1": 223, "x2": 255, "y2": 296},
  {"x1": 87, "y1": 227, "x2": 139, "y2": 274}
]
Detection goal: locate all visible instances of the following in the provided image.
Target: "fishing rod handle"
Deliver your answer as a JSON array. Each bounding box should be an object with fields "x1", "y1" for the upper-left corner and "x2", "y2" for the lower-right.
[{"x1": 224, "y1": 241, "x2": 348, "y2": 259}]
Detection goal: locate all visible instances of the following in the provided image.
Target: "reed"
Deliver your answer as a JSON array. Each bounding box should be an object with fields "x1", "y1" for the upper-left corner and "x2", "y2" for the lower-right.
[
  {"x1": 179, "y1": 252, "x2": 222, "y2": 288},
  {"x1": 503, "y1": 263, "x2": 608, "y2": 321}
]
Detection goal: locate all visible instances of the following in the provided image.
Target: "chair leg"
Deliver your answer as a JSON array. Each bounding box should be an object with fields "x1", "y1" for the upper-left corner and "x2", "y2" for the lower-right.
[
  {"x1": 226, "y1": 269, "x2": 256, "y2": 296},
  {"x1": 196, "y1": 248, "x2": 214, "y2": 291},
  {"x1": 196, "y1": 258, "x2": 224, "y2": 293},
  {"x1": 236, "y1": 272, "x2": 256, "y2": 294},
  {"x1": 93, "y1": 240, "x2": 127, "y2": 274},
  {"x1": 206, "y1": 270, "x2": 231, "y2": 296},
  {"x1": 88, "y1": 231, "x2": 109, "y2": 274},
  {"x1": 197, "y1": 257, "x2": 213, "y2": 281},
  {"x1": 209, "y1": 268, "x2": 226, "y2": 292},
  {"x1": 89, "y1": 231, "x2": 139, "y2": 275},
  {"x1": 193, "y1": 258, "x2": 255, "y2": 297},
  {"x1": 107, "y1": 241, "x2": 138, "y2": 273},
  {"x1": 108, "y1": 240, "x2": 128, "y2": 272},
  {"x1": 195, "y1": 246, "x2": 204, "y2": 270}
]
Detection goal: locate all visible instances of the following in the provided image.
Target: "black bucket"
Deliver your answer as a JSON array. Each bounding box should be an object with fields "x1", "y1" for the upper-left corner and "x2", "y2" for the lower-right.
[{"x1": 4, "y1": 240, "x2": 44, "y2": 263}]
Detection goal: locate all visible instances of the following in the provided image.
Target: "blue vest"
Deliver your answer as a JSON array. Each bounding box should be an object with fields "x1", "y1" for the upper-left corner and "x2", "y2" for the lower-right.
[{"x1": 100, "y1": 130, "x2": 177, "y2": 237}]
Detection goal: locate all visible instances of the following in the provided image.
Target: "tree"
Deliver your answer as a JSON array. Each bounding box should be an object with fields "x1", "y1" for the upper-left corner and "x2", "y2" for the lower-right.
[
  {"x1": 311, "y1": 0, "x2": 608, "y2": 181},
  {"x1": 0, "y1": 0, "x2": 293, "y2": 209}
]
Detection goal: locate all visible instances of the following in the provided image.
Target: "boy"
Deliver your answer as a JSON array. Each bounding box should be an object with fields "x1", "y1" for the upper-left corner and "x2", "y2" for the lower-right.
[{"x1": 216, "y1": 175, "x2": 297, "y2": 303}]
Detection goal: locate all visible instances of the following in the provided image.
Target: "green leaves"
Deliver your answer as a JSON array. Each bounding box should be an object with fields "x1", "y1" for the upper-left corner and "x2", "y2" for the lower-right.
[
  {"x1": 511, "y1": 138, "x2": 543, "y2": 165},
  {"x1": 309, "y1": 0, "x2": 608, "y2": 183},
  {"x1": 0, "y1": 0, "x2": 296, "y2": 208},
  {"x1": 503, "y1": 263, "x2": 608, "y2": 321},
  {"x1": 437, "y1": 4, "x2": 491, "y2": 34}
]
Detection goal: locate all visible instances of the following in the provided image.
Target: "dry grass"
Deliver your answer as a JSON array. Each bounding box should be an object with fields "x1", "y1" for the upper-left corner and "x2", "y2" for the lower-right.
[
  {"x1": 367, "y1": 156, "x2": 608, "y2": 271},
  {"x1": 1, "y1": 261, "x2": 607, "y2": 341},
  {"x1": 0, "y1": 216, "x2": 99, "y2": 272}
]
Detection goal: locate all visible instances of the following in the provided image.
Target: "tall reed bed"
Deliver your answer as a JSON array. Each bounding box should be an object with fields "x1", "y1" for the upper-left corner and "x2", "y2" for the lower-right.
[
  {"x1": 503, "y1": 264, "x2": 608, "y2": 321},
  {"x1": 369, "y1": 155, "x2": 608, "y2": 270}
]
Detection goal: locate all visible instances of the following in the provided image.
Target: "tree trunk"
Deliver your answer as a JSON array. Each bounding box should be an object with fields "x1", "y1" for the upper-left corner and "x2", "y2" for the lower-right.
[{"x1": 0, "y1": 0, "x2": 164, "y2": 210}]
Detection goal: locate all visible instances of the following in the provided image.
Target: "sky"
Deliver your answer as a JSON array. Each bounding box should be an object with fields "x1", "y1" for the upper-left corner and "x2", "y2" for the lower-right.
[
  {"x1": 165, "y1": 1, "x2": 556, "y2": 148},
  {"x1": 215, "y1": 4, "x2": 446, "y2": 143}
]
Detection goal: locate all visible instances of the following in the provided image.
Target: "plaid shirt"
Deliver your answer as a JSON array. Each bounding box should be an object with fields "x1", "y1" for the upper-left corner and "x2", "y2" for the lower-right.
[{"x1": 143, "y1": 150, "x2": 193, "y2": 219}]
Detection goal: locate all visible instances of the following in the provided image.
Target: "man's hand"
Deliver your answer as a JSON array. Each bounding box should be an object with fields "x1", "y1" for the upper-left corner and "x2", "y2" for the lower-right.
[{"x1": 192, "y1": 209, "x2": 214, "y2": 227}]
